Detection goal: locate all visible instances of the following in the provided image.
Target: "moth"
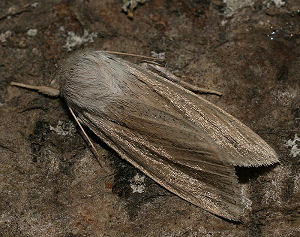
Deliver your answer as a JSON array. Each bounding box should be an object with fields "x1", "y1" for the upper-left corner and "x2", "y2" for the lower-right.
[{"x1": 11, "y1": 50, "x2": 279, "y2": 220}]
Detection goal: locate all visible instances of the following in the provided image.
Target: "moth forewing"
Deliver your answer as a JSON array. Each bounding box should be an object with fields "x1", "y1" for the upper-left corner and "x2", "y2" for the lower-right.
[
  {"x1": 79, "y1": 112, "x2": 244, "y2": 220},
  {"x1": 125, "y1": 61, "x2": 279, "y2": 167},
  {"x1": 12, "y1": 50, "x2": 279, "y2": 220}
]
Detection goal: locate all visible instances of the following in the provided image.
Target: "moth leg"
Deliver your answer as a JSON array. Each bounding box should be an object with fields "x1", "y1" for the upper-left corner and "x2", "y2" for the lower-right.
[
  {"x1": 68, "y1": 106, "x2": 109, "y2": 171},
  {"x1": 140, "y1": 62, "x2": 222, "y2": 96}
]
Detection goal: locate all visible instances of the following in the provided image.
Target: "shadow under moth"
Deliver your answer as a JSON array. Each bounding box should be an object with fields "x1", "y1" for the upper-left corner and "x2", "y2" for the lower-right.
[{"x1": 11, "y1": 50, "x2": 279, "y2": 221}]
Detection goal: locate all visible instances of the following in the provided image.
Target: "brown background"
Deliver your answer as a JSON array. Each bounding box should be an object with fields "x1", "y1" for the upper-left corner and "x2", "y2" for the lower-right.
[{"x1": 0, "y1": 0, "x2": 299, "y2": 236}]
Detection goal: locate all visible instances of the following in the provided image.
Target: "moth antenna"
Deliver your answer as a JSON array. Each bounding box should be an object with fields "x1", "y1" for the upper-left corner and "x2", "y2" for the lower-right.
[
  {"x1": 103, "y1": 50, "x2": 164, "y2": 61},
  {"x1": 68, "y1": 106, "x2": 106, "y2": 168},
  {"x1": 140, "y1": 63, "x2": 222, "y2": 96},
  {"x1": 10, "y1": 81, "x2": 60, "y2": 97},
  {"x1": 177, "y1": 80, "x2": 223, "y2": 96},
  {"x1": 171, "y1": 74, "x2": 222, "y2": 96}
]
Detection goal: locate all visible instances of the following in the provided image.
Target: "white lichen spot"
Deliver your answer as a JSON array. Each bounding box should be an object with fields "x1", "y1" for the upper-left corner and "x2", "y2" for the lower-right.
[
  {"x1": 63, "y1": 29, "x2": 97, "y2": 51},
  {"x1": 59, "y1": 26, "x2": 65, "y2": 32},
  {"x1": 264, "y1": 179, "x2": 282, "y2": 206},
  {"x1": 50, "y1": 121, "x2": 76, "y2": 136},
  {"x1": 47, "y1": 150, "x2": 60, "y2": 174},
  {"x1": 284, "y1": 134, "x2": 300, "y2": 157},
  {"x1": 241, "y1": 184, "x2": 252, "y2": 210},
  {"x1": 263, "y1": 165, "x2": 289, "y2": 206},
  {"x1": 151, "y1": 51, "x2": 165, "y2": 60},
  {"x1": 222, "y1": 0, "x2": 254, "y2": 17},
  {"x1": 294, "y1": 174, "x2": 300, "y2": 194},
  {"x1": 221, "y1": 20, "x2": 227, "y2": 26},
  {"x1": 272, "y1": 89, "x2": 296, "y2": 106},
  {"x1": 27, "y1": 29, "x2": 38, "y2": 36},
  {"x1": 0, "y1": 31, "x2": 12, "y2": 43},
  {"x1": 122, "y1": 0, "x2": 147, "y2": 18},
  {"x1": 130, "y1": 173, "x2": 146, "y2": 193},
  {"x1": 272, "y1": 0, "x2": 285, "y2": 8},
  {"x1": 7, "y1": 6, "x2": 17, "y2": 14},
  {"x1": 31, "y1": 2, "x2": 39, "y2": 8}
]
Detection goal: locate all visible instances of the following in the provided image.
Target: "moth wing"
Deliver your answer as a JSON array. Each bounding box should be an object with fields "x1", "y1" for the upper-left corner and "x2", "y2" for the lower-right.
[
  {"x1": 125, "y1": 62, "x2": 279, "y2": 167},
  {"x1": 81, "y1": 110, "x2": 243, "y2": 220}
]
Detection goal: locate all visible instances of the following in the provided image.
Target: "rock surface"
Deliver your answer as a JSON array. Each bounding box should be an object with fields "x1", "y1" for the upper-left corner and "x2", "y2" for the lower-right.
[{"x1": 0, "y1": 0, "x2": 299, "y2": 236}]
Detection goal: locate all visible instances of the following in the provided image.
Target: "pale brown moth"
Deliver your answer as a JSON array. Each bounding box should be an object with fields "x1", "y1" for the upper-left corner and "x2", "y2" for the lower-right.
[{"x1": 11, "y1": 50, "x2": 279, "y2": 220}]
